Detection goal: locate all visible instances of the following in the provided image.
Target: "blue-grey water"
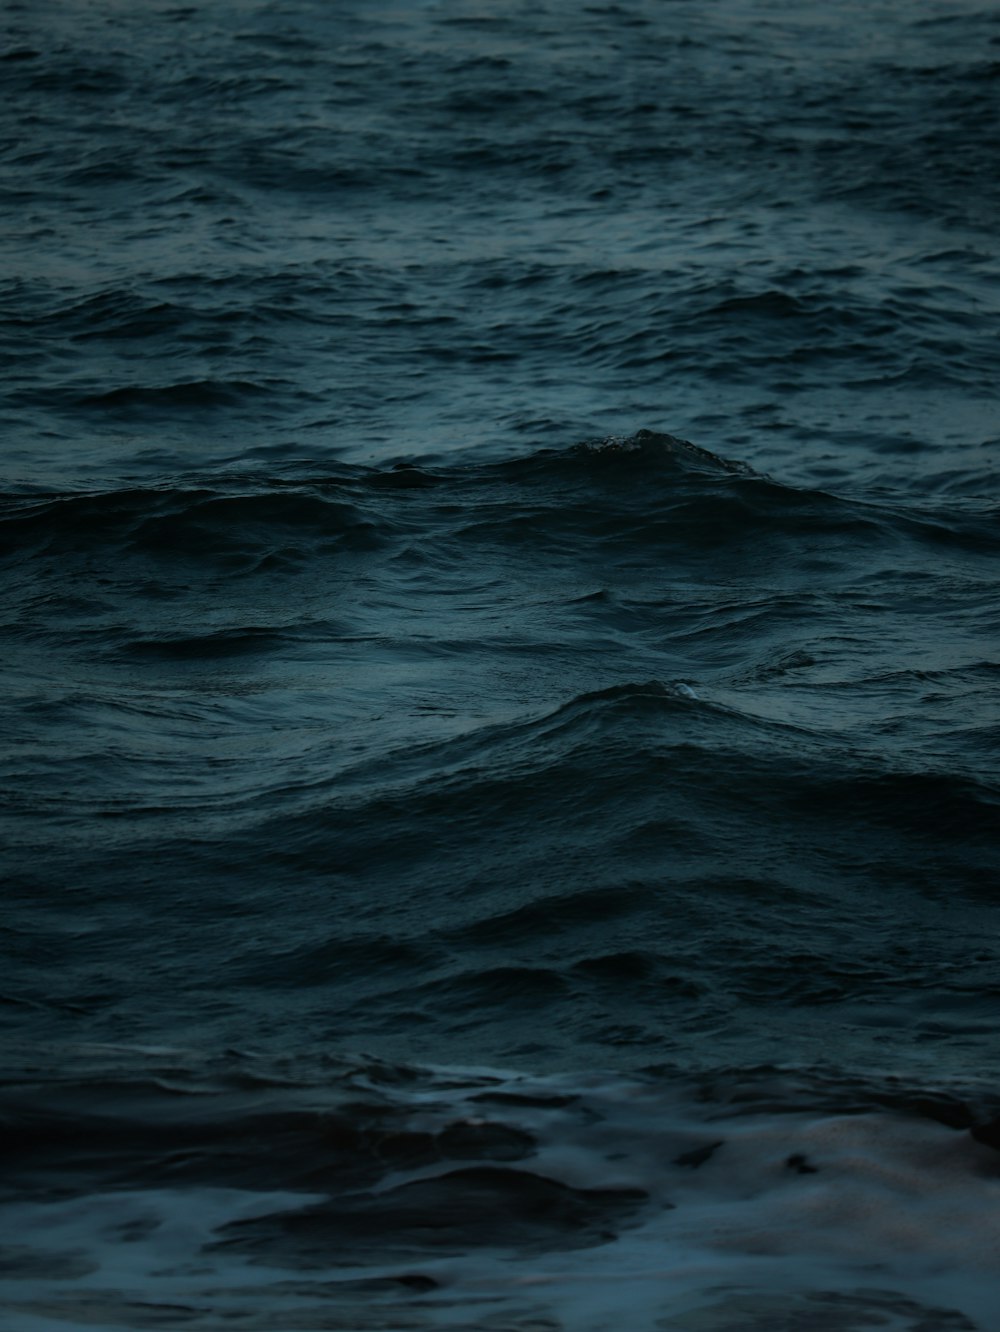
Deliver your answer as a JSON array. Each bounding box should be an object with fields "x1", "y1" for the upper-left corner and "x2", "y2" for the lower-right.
[{"x1": 2, "y1": 1, "x2": 999, "y2": 1328}]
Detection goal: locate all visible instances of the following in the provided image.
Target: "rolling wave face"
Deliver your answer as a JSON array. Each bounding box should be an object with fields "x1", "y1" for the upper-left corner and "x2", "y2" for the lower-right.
[{"x1": 2, "y1": 433, "x2": 996, "y2": 1075}]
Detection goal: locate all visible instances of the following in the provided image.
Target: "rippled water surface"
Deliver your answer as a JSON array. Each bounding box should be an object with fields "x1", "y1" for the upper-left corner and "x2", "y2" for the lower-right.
[{"x1": 2, "y1": 0, "x2": 999, "y2": 1328}]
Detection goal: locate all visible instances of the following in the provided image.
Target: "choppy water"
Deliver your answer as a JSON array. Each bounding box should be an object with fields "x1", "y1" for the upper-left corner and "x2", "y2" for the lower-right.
[{"x1": 2, "y1": 0, "x2": 999, "y2": 1328}]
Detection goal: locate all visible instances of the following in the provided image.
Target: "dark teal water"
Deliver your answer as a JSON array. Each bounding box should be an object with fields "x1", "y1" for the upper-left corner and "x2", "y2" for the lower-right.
[{"x1": 2, "y1": 1, "x2": 999, "y2": 1327}]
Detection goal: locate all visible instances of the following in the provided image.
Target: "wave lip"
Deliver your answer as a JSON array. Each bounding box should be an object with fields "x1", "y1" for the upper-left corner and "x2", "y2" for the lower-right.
[{"x1": 570, "y1": 427, "x2": 755, "y2": 474}]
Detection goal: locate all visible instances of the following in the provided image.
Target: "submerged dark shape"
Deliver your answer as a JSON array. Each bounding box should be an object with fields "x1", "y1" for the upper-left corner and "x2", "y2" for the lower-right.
[
  {"x1": 214, "y1": 1165, "x2": 650, "y2": 1264},
  {"x1": 970, "y1": 1119, "x2": 1000, "y2": 1151},
  {"x1": 674, "y1": 1140, "x2": 724, "y2": 1168}
]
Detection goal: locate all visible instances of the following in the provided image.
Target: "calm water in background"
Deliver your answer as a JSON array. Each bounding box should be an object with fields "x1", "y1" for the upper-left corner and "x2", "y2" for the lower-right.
[{"x1": 2, "y1": 1, "x2": 999, "y2": 1328}]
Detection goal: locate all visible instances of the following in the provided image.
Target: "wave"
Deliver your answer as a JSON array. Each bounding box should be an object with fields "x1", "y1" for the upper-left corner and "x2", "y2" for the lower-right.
[
  {"x1": 2, "y1": 1049, "x2": 999, "y2": 1329},
  {"x1": 2, "y1": 429, "x2": 996, "y2": 1113},
  {"x1": 5, "y1": 672, "x2": 987, "y2": 1070},
  {"x1": 4, "y1": 0, "x2": 999, "y2": 1320},
  {"x1": 4, "y1": 431, "x2": 991, "y2": 569},
  {"x1": 0, "y1": 483, "x2": 384, "y2": 562},
  {"x1": 74, "y1": 378, "x2": 276, "y2": 410}
]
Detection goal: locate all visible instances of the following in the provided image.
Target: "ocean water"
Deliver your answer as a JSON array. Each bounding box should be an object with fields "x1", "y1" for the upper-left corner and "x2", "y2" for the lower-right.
[{"x1": 2, "y1": 0, "x2": 999, "y2": 1328}]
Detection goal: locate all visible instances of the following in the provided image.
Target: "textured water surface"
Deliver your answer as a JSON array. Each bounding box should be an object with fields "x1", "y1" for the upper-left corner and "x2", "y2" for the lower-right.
[{"x1": 1, "y1": 0, "x2": 999, "y2": 1327}]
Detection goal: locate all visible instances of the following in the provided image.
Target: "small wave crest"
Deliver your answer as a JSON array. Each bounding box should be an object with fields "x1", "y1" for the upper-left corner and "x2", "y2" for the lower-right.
[{"x1": 569, "y1": 427, "x2": 755, "y2": 476}]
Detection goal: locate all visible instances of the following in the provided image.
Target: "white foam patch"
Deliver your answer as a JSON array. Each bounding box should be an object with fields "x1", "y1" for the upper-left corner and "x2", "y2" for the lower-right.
[
  {"x1": 2, "y1": 1070, "x2": 998, "y2": 1330},
  {"x1": 365, "y1": 1069, "x2": 1000, "y2": 1329}
]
